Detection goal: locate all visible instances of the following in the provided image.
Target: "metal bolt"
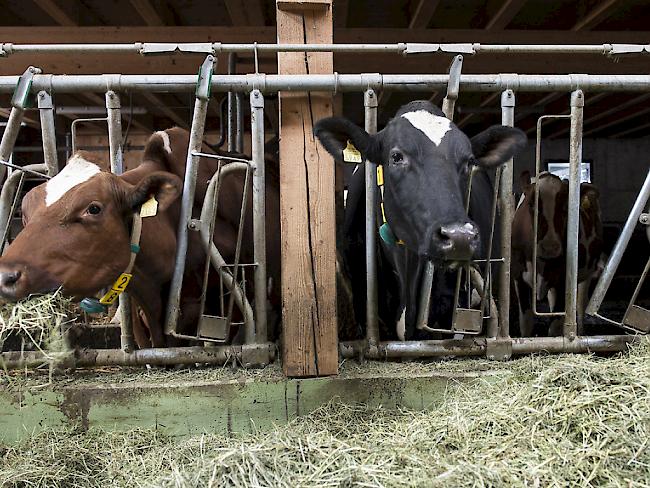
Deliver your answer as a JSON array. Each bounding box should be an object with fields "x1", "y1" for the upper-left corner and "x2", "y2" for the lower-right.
[
  {"x1": 640, "y1": 213, "x2": 649, "y2": 225},
  {"x1": 488, "y1": 355, "x2": 495, "y2": 360}
]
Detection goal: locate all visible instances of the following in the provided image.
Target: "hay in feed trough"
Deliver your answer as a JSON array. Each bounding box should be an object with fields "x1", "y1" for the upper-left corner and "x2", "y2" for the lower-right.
[
  {"x1": 1, "y1": 340, "x2": 649, "y2": 487},
  {"x1": 0, "y1": 290, "x2": 74, "y2": 368}
]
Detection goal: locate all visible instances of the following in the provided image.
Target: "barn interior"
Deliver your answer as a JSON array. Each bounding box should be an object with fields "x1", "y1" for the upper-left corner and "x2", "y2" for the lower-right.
[{"x1": 1, "y1": 0, "x2": 650, "y2": 343}]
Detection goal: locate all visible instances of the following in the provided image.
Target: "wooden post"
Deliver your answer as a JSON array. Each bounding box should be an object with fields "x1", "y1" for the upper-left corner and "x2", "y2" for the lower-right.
[{"x1": 277, "y1": 0, "x2": 338, "y2": 377}]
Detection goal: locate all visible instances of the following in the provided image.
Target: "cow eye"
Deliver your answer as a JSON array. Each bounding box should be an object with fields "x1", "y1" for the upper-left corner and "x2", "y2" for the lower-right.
[
  {"x1": 87, "y1": 203, "x2": 102, "y2": 215},
  {"x1": 390, "y1": 151, "x2": 404, "y2": 164}
]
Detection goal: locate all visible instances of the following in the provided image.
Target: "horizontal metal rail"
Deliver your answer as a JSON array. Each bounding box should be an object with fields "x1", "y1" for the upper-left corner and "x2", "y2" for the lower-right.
[
  {"x1": 339, "y1": 335, "x2": 639, "y2": 359},
  {"x1": 4, "y1": 74, "x2": 650, "y2": 94},
  {"x1": 0, "y1": 343, "x2": 276, "y2": 369},
  {"x1": 1, "y1": 42, "x2": 649, "y2": 57}
]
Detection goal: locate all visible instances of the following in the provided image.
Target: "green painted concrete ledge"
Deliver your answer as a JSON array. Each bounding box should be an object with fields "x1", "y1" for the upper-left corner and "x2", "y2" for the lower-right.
[{"x1": 0, "y1": 367, "x2": 496, "y2": 444}]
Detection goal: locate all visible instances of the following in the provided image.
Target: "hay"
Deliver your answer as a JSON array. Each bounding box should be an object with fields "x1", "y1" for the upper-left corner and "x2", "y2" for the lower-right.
[
  {"x1": 2, "y1": 340, "x2": 650, "y2": 487},
  {"x1": 0, "y1": 290, "x2": 74, "y2": 369}
]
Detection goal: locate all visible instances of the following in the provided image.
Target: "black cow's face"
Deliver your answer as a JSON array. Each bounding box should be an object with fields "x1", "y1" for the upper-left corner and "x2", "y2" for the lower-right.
[{"x1": 314, "y1": 100, "x2": 526, "y2": 262}]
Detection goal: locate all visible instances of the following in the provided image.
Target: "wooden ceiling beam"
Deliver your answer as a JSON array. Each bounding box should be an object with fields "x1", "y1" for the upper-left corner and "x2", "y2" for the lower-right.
[
  {"x1": 32, "y1": 0, "x2": 77, "y2": 26},
  {"x1": 526, "y1": 92, "x2": 608, "y2": 136},
  {"x1": 129, "y1": 0, "x2": 165, "y2": 26},
  {"x1": 610, "y1": 120, "x2": 650, "y2": 138},
  {"x1": 408, "y1": 0, "x2": 441, "y2": 29},
  {"x1": 572, "y1": 0, "x2": 620, "y2": 31},
  {"x1": 0, "y1": 108, "x2": 40, "y2": 128},
  {"x1": 224, "y1": 0, "x2": 265, "y2": 26},
  {"x1": 583, "y1": 105, "x2": 650, "y2": 137},
  {"x1": 334, "y1": 0, "x2": 349, "y2": 28},
  {"x1": 485, "y1": 0, "x2": 528, "y2": 30},
  {"x1": 140, "y1": 92, "x2": 188, "y2": 129},
  {"x1": 456, "y1": 92, "x2": 500, "y2": 128}
]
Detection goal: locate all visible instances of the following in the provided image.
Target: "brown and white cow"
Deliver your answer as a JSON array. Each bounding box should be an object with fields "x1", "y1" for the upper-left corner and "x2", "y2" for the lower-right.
[
  {"x1": 512, "y1": 170, "x2": 603, "y2": 336},
  {"x1": 0, "y1": 127, "x2": 281, "y2": 348}
]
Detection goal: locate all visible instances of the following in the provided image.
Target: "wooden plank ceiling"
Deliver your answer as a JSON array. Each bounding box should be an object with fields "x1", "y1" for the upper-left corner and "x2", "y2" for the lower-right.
[{"x1": 1, "y1": 0, "x2": 650, "y2": 139}]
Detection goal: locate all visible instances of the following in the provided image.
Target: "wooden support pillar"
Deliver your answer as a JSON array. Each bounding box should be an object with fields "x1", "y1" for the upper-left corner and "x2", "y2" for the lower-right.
[{"x1": 277, "y1": 0, "x2": 338, "y2": 377}]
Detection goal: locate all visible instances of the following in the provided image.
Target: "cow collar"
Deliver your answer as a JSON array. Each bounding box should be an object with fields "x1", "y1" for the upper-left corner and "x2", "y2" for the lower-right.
[
  {"x1": 376, "y1": 165, "x2": 405, "y2": 247},
  {"x1": 79, "y1": 209, "x2": 144, "y2": 314}
]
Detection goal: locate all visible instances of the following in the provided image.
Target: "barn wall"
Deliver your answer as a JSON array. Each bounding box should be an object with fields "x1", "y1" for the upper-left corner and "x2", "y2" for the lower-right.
[{"x1": 514, "y1": 137, "x2": 650, "y2": 224}]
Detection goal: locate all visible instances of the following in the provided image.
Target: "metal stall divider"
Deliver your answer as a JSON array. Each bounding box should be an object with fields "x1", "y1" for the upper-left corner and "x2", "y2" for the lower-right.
[
  {"x1": 587, "y1": 168, "x2": 650, "y2": 333},
  {"x1": 37, "y1": 89, "x2": 59, "y2": 176}
]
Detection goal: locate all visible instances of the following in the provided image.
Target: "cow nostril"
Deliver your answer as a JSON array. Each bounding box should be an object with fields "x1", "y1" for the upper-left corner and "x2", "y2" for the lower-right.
[{"x1": 0, "y1": 271, "x2": 22, "y2": 287}]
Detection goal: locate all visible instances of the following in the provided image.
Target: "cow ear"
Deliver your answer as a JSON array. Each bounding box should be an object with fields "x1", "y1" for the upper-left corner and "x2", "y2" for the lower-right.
[
  {"x1": 125, "y1": 171, "x2": 182, "y2": 213},
  {"x1": 313, "y1": 117, "x2": 377, "y2": 163},
  {"x1": 470, "y1": 126, "x2": 527, "y2": 168},
  {"x1": 580, "y1": 182, "x2": 600, "y2": 210}
]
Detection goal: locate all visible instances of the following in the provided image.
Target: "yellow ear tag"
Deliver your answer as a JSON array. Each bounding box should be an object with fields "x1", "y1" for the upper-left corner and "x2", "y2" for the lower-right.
[
  {"x1": 343, "y1": 140, "x2": 362, "y2": 163},
  {"x1": 140, "y1": 196, "x2": 158, "y2": 218},
  {"x1": 376, "y1": 165, "x2": 384, "y2": 186},
  {"x1": 99, "y1": 272, "x2": 133, "y2": 305}
]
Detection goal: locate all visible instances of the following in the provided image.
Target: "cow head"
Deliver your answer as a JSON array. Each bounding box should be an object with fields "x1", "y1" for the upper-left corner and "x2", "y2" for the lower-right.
[
  {"x1": 314, "y1": 100, "x2": 526, "y2": 262},
  {"x1": 0, "y1": 152, "x2": 181, "y2": 301}
]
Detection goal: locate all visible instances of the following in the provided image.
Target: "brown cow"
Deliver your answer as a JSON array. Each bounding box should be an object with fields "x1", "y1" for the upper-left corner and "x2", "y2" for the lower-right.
[
  {"x1": 512, "y1": 170, "x2": 603, "y2": 336},
  {"x1": 0, "y1": 127, "x2": 281, "y2": 348}
]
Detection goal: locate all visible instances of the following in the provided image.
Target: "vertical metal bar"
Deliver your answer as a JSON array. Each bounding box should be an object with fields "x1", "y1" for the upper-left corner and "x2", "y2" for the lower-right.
[
  {"x1": 65, "y1": 132, "x2": 72, "y2": 161},
  {"x1": 105, "y1": 89, "x2": 134, "y2": 352},
  {"x1": 587, "y1": 168, "x2": 650, "y2": 315},
  {"x1": 0, "y1": 108, "x2": 25, "y2": 182},
  {"x1": 498, "y1": 89, "x2": 515, "y2": 338},
  {"x1": 364, "y1": 88, "x2": 380, "y2": 346},
  {"x1": 564, "y1": 90, "x2": 584, "y2": 340},
  {"x1": 227, "y1": 53, "x2": 237, "y2": 152},
  {"x1": 235, "y1": 92, "x2": 244, "y2": 153},
  {"x1": 37, "y1": 91, "x2": 59, "y2": 176},
  {"x1": 105, "y1": 90, "x2": 124, "y2": 174},
  {"x1": 165, "y1": 55, "x2": 215, "y2": 335},
  {"x1": 250, "y1": 89, "x2": 267, "y2": 344},
  {"x1": 416, "y1": 262, "x2": 435, "y2": 331},
  {"x1": 441, "y1": 55, "x2": 463, "y2": 119}
]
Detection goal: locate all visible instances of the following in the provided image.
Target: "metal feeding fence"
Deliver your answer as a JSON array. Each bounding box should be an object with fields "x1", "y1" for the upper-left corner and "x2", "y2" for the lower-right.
[{"x1": 0, "y1": 42, "x2": 648, "y2": 371}]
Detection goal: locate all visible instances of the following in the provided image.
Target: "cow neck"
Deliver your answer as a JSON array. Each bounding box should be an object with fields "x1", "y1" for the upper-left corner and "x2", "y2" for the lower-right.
[
  {"x1": 376, "y1": 165, "x2": 405, "y2": 247},
  {"x1": 79, "y1": 210, "x2": 143, "y2": 314}
]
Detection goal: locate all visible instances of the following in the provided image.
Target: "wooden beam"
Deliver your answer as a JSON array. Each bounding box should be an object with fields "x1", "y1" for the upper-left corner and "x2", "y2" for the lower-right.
[
  {"x1": 140, "y1": 92, "x2": 188, "y2": 129},
  {"x1": 225, "y1": 0, "x2": 266, "y2": 25},
  {"x1": 485, "y1": 0, "x2": 527, "y2": 30},
  {"x1": 0, "y1": 108, "x2": 40, "y2": 128},
  {"x1": 572, "y1": 0, "x2": 620, "y2": 31},
  {"x1": 456, "y1": 92, "x2": 500, "y2": 128},
  {"x1": 32, "y1": 0, "x2": 77, "y2": 26},
  {"x1": 610, "y1": 120, "x2": 650, "y2": 138},
  {"x1": 408, "y1": 0, "x2": 441, "y2": 29},
  {"x1": 526, "y1": 92, "x2": 608, "y2": 136},
  {"x1": 277, "y1": 0, "x2": 338, "y2": 377},
  {"x1": 129, "y1": 0, "x2": 165, "y2": 26},
  {"x1": 583, "y1": 105, "x2": 650, "y2": 137}
]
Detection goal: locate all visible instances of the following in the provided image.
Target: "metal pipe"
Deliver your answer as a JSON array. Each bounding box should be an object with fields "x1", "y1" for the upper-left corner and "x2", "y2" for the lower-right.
[
  {"x1": 250, "y1": 89, "x2": 267, "y2": 344},
  {"x1": 364, "y1": 88, "x2": 379, "y2": 346},
  {"x1": 564, "y1": 90, "x2": 584, "y2": 340},
  {"x1": 165, "y1": 55, "x2": 214, "y2": 335},
  {"x1": 37, "y1": 91, "x2": 59, "y2": 176},
  {"x1": 339, "y1": 334, "x2": 638, "y2": 359},
  {"x1": 0, "y1": 343, "x2": 276, "y2": 369},
  {"x1": 0, "y1": 107, "x2": 24, "y2": 182},
  {"x1": 236, "y1": 93, "x2": 244, "y2": 153},
  {"x1": 1, "y1": 42, "x2": 647, "y2": 56},
  {"x1": 498, "y1": 89, "x2": 515, "y2": 338},
  {"x1": 227, "y1": 53, "x2": 237, "y2": 152},
  {"x1": 6, "y1": 74, "x2": 650, "y2": 94},
  {"x1": 587, "y1": 168, "x2": 650, "y2": 315}
]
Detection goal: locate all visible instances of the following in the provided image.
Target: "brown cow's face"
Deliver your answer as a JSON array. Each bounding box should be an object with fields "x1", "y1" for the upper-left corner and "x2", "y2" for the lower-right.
[{"x1": 0, "y1": 154, "x2": 181, "y2": 301}]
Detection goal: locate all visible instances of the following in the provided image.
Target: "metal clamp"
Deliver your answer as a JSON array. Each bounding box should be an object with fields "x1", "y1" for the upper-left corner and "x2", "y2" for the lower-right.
[
  {"x1": 608, "y1": 44, "x2": 650, "y2": 56},
  {"x1": 11, "y1": 65, "x2": 41, "y2": 109},
  {"x1": 639, "y1": 213, "x2": 650, "y2": 225},
  {"x1": 486, "y1": 338, "x2": 512, "y2": 360},
  {"x1": 195, "y1": 55, "x2": 215, "y2": 100},
  {"x1": 140, "y1": 42, "x2": 215, "y2": 55},
  {"x1": 404, "y1": 43, "x2": 475, "y2": 56},
  {"x1": 241, "y1": 343, "x2": 271, "y2": 368}
]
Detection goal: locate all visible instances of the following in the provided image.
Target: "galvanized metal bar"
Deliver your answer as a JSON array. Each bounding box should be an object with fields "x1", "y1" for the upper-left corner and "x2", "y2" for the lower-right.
[
  {"x1": 250, "y1": 89, "x2": 267, "y2": 345},
  {"x1": 1, "y1": 42, "x2": 647, "y2": 56},
  {"x1": 364, "y1": 88, "x2": 380, "y2": 347},
  {"x1": 227, "y1": 53, "x2": 237, "y2": 153},
  {"x1": 441, "y1": 55, "x2": 463, "y2": 119},
  {"x1": 236, "y1": 92, "x2": 244, "y2": 153},
  {"x1": 587, "y1": 168, "x2": 650, "y2": 316},
  {"x1": 37, "y1": 90, "x2": 59, "y2": 176},
  {"x1": 165, "y1": 55, "x2": 215, "y2": 335},
  {"x1": 0, "y1": 343, "x2": 276, "y2": 369},
  {"x1": 5, "y1": 74, "x2": 650, "y2": 95},
  {"x1": 498, "y1": 89, "x2": 515, "y2": 338},
  {"x1": 563, "y1": 90, "x2": 584, "y2": 341},
  {"x1": 0, "y1": 107, "x2": 24, "y2": 182}
]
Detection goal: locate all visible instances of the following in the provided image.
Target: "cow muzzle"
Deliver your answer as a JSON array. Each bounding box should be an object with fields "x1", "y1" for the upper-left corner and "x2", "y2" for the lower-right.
[
  {"x1": 0, "y1": 266, "x2": 25, "y2": 300},
  {"x1": 435, "y1": 222, "x2": 479, "y2": 261}
]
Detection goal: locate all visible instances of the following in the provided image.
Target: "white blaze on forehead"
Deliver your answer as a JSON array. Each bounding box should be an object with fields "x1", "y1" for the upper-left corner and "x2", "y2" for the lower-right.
[
  {"x1": 155, "y1": 130, "x2": 172, "y2": 154},
  {"x1": 45, "y1": 155, "x2": 101, "y2": 206},
  {"x1": 400, "y1": 110, "x2": 451, "y2": 146}
]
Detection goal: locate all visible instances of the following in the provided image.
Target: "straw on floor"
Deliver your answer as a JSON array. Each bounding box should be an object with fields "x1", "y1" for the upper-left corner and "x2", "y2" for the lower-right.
[{"x1": 1, "y1": 339, "x2": 649, "y2": 487}]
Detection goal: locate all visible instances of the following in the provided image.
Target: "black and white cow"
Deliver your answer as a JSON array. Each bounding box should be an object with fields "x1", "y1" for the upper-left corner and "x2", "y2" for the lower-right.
[{"x1": 314, "y1": 100, "x2": 526, "y2": 340}]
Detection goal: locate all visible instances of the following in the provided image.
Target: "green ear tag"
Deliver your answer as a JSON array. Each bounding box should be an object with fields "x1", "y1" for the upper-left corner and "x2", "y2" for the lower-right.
[
  {"x1": 80, "y1": 297, "x2": 108, "y2": 314},
  {"x1": 379, "y1": 222, "x2": 397, "y2": 246}
]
